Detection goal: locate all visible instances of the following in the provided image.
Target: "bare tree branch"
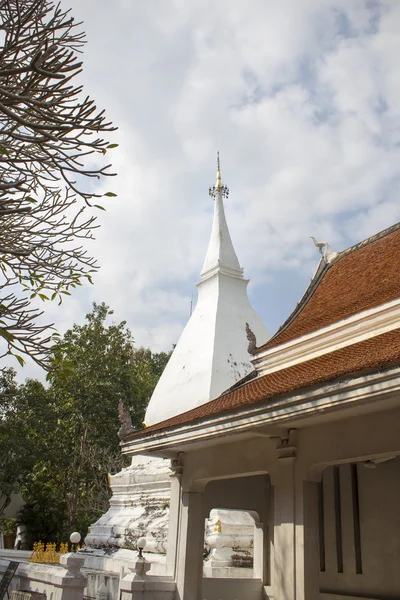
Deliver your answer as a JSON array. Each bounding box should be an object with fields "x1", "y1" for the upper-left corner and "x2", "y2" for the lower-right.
[{"x1": 0, "y1": 0, "x2": 117, "y2": 371}]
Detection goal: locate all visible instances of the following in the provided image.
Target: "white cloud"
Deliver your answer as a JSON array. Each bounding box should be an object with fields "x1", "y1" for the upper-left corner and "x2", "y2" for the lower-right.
[{"x1": 11, "y1": 0, "x2": 400, "y2": 381}]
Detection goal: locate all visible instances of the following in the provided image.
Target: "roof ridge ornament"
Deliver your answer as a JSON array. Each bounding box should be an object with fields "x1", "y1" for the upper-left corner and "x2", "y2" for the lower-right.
[
  {"x1": 209, "y1": 151, "x2": 229, "y2": 199},
  {"x1": 310, "y1": 236, "x2": 338, "y2": 265},
  {"x1": 246, "y1": 322, "x2": 257, "y2": 355},
  {"x1": 117, "y1": 399, "x2": 135, "y2": 439}
]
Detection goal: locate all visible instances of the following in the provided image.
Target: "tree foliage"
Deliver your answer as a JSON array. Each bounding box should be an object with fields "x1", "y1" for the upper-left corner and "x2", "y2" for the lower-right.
[
  {"x1": 0, "y1": 0, "x2": 116, "y2": 370},
  {"x1": 0, "y1": 304, "x2": 171, "y2": 542},
  {"x1": 0, "y1": 372, "x2": 53, "y2": 518}
]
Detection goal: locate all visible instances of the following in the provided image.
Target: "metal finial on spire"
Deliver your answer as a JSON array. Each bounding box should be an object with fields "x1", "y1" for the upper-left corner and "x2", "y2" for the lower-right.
[
  {"x1": 216, "y1": 151, "x2": 222, "y2": 190},
  {"x1": 209, "y1": 151, "x2": 229, "y2": 199}
]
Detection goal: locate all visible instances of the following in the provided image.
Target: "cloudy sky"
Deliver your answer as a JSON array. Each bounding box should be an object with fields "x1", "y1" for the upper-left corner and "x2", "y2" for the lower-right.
[{"x1": 14, "y1": 0, "x2": 400, "y2": 379}]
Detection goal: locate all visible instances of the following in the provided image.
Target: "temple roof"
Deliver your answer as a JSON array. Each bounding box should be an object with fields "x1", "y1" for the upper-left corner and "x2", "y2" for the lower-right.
[
  {"x1": 259, "y1": 221, "x2": 400, "y2": 351},
  {"x1": 125, "y1": 327, "x2": 400, "y2": 438},
  {"x1": 126, "y1": 221, "x2": 400, "y2": 439}
]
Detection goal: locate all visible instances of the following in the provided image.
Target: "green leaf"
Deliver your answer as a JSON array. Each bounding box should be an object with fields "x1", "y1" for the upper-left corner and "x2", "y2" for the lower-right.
[
  {"x1": 0, "y1": 145, "x2": 10, "y2": 157},
  {"x1": 0, "y1": 329, "x2": 14, "y2": 342},
  {"x1": 104, "y1": 192, "x2": 117, "y2": 197},
  {"x1": 15, "y1": 355, "x2": 25, "y2": 367},
  {"x1": 93, "y1": 204, "x2": 106, "y2": 211},
  {"x1": 107, "y1": 144, "x2": 119, "y2": 149},
  {"x1": 38, "y1": 294, "x2": 49, "y2": 301},
  {"x1": 51, "y1": 292, "x2": 57, "y2": 301}
]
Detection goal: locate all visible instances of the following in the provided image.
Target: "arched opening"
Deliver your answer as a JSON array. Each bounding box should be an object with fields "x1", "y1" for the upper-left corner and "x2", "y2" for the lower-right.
[
  {"x1": 204, "y1": 508, "x2": 260, "y2": 578},
  {"x1": 202, "y1": 473, "x2": 271, "y2": 583}
]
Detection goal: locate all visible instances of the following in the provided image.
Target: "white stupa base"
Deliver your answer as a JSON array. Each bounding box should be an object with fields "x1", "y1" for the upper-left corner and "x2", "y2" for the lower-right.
[
  {"x1": 85, "y1": 455, "x2": 171, "y2": 574},
  {"x1": 85, "y1": 459, "x2": 258, "y2": 582}
]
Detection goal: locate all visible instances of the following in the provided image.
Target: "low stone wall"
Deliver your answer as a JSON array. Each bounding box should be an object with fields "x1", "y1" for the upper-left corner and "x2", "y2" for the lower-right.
[
  {"x1": 0, "y1": 554, "x2": 86, "y2": 600},
  {"x1": 0, "y1": 555, "x2": 270, "y2": 600},
  {"x1": 120, "y1": 573, "x2": 175, "y2": 600},
  {"x1": 0, "y1": 550, "x2": 31, "y2": 563}
]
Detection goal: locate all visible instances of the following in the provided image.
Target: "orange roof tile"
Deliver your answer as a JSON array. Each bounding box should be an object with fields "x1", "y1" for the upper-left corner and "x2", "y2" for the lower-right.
[
  {"x1": 125, "y1": 327, "x2": 400, "y2": 440},
  {"x1": 259, "y1": 223, "x2": 400, "y2": 351}
]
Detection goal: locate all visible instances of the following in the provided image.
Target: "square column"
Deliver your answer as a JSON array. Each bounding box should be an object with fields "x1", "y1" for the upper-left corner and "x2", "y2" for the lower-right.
[
  {"x1": 295, "y1": 478, "x2": 320, "y2": 600},
  {"x1": 175, "y1": 491, "x2": 204, "y2": 600},
  {"x1": 271, "y1": 457, "x2": 296, "y2": 600},
  {"x1": 270, "y1": 434, "x2": 320, "y2": 600},
  {"x1": 166, "y1": 464, "x2": 183, "y2": 577}
]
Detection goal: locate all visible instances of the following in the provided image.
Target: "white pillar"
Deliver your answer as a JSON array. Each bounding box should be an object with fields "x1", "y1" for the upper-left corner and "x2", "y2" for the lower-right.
[
  {"x1": 166, "y1": 468, "x2": 182, "y2": 577},
  {"x1": 253, "y1": 521, "x2": 264, "y2": 581},
  {"x1": 271, "y1": 457, "x2": 320, "y2": 600},
  {"x1": 295, "y1": 478, "x2": 320, "y2": 600},
  {"x1": 176, "y1": 491, "x2": 204, "y2": 600},
  {"x1": 271, "y1": 457, "x2": 296, "y2": 600}
]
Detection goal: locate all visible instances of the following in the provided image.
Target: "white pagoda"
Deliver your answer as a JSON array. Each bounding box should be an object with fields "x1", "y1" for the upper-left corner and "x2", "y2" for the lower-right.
[{"x1": 84, "y1": 156, "x2": 269, "y2": 576}]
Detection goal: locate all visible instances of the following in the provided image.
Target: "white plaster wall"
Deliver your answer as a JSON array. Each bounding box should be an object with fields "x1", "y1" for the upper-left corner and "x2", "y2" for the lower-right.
[
  {"x1": 320, "y1": 458, "x2": 400, "y2": 597},
  {"x1": 145, "y1": 272, "x2": 268, "y2": 425},
  {"x1": 211, "y1": 274, "x2": 269, "y2": 399},
  {"x1": 173, "y1": 403, "x2": 400, "y2": 599},
  {"x1": 201, "y1": 577, "x2": 263, "y2": 600},
  {"x1": 144, "y1": 276, "x2": 216, "y2": 425}
]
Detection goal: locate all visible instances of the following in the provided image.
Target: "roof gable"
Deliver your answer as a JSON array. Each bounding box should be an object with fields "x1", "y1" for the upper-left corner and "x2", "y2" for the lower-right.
[{"x1": 259, "y1": 222, "x2": 400, "y2": 352}]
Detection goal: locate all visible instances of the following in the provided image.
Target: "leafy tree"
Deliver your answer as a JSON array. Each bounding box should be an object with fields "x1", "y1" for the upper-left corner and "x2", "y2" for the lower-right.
[
  {"x1": 0, "y1": 372, "x2": 54, "y2": 522},
  {"x1": 0, "y1": 368, "x2": 20, "y2": 515},
  {"x1": 10, "y1": 303, "x2": 171, "y2": 541},
  {"x1": 0, "y1": 0, "x2": 116, "y2": 371}
]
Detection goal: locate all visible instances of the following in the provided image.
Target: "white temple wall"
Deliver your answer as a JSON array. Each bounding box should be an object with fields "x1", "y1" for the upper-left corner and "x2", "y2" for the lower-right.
[
  {"x1": 172, "y1": 402, "x2": 400, "y2": 599},
  {"x1": 180, "y1": 436, "x2": 277, "y2": 492},
  {"x1": 319, "y1": 457, "x2": 400, "y2": 598},
  {"x1": 202, "y1": 474, "x2": 270, "y2": 524},
  {"x1": 203, "y1": 475, "x2": 272, "y2": 582},
  {"x1": 297, "y1": 405, "x2": 400, "y2": 599}
]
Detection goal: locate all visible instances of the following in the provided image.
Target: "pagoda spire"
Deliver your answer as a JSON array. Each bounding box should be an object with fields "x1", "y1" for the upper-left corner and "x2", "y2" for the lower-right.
[
  {"x1": 201, "y1": 153, "x2": 243, "y2": 280},
  {"x1": 144, "y1": 154, "x2": 269, "y2": 426}
]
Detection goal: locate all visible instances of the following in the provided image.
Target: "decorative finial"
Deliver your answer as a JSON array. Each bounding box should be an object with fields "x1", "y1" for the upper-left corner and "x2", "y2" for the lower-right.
[
  {"x1": 310, "y1": 236, "x2": 338, "y2": 265},
  {"x1": 216, "y1": 151, "x2": 222, "y2": 190},
  {"x1": 209, "y1": 151, "x2": 229, "y2": 199}
]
